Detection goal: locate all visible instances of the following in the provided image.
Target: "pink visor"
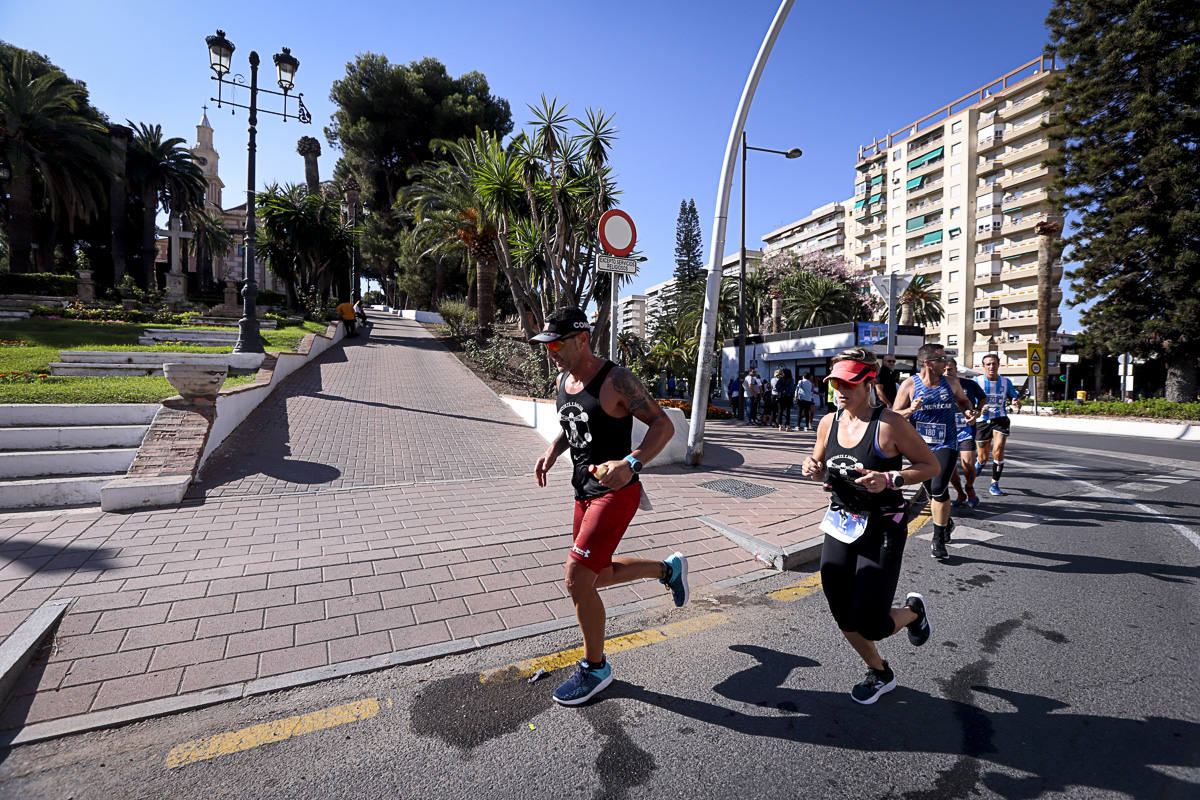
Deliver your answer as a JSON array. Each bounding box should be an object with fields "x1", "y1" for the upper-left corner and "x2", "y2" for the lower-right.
[{"x1": 826, "y1": 360, "x2": 877, "y2": 385}]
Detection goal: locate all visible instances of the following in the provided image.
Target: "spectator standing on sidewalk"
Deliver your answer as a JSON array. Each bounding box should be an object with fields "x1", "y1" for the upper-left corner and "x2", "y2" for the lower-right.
[
  {"x1": 774, "y1": 368, "x2": 795, "y2": 431},
  {"x1": 744, "y1": 369, "x2": 763, "y2": 424},
  {"x1": 762, "y1": 373, "x2": 777, "y2": 426},
  {"x1": 531, "y1": 307, "x2": 689, "y2": 706},
  {"x1": 335, "y1": 298, "x2": 357, "y2": 338},
  {"x1": 795, "y1": 372, "x2": 816, "y2": 431},
  {"x1": 875, "y1": 355, "x2": 899, "y2": 407},
  {"x1": 729, "y1": 373, "x2": 744, "y2": 420},
  {"x1": 801, "y1": 347, "x2": 940, "y2": 704}
]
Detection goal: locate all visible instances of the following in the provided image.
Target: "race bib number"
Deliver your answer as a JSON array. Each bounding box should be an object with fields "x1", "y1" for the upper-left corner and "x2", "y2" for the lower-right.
[
  {"x1": 916, "y1": 421, "x2": 946, "y2": 445},
  {"x1": 820, "y1": 507, "x2": 868, "y2": 544},
  {"x1": 986, "y1": 392, "x2": 1006, "y2": 412}
]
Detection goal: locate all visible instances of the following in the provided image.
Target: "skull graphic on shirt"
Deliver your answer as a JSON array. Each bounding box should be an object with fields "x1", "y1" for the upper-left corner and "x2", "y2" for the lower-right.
[{"x1": 559, "y1": 402, "x2": 592, "y2": 449}]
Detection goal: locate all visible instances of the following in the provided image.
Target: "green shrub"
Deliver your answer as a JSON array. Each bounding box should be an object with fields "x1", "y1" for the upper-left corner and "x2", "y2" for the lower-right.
[
  {"x1": 1050, "y1": 398, "x2": 1200, "y2": 420},
  {"x1": 0, "y1": 272, "x2": 77, "y2": 296},
  {"x1": 362, "y1": 290, "x2": 385, "y2": 305},
  {"x1": 437, "y1": 298, "x2": 479, "y2": 342},
  {"x1": 463, "y1": 335, "x2": 555, "y2": 398}
]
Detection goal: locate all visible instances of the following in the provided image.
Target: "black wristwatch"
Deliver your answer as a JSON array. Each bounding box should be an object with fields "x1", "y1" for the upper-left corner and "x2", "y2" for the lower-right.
[{"x1": 624, "y1": 455, "x2": 643, "y2": 473}]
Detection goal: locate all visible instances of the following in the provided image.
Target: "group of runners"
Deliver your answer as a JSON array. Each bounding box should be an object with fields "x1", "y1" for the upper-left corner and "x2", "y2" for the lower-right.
[{"x1": 529, "y1": 307, "x2": 1021, "y2": 707}]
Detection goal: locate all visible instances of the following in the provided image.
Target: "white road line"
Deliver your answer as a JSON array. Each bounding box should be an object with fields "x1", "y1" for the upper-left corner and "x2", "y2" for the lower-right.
[
  {"x1": 1012, "y1": 438, "x2": 1200, "y2": 470},
  {"x1": 917, "y1": 525, "x2": 1003, "y2": 548},
  {"x1": 1010, "y1": 459, "x2": 1200, "y2": 553}
]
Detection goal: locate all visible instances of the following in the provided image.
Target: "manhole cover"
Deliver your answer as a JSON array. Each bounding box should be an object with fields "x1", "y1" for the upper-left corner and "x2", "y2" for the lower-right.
[{"x1": 698, "y1": 478, "x2": 777, "y2": 499}]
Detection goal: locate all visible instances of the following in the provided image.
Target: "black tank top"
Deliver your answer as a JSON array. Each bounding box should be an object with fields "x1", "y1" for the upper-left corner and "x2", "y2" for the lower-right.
[
  {"x1": 824, "y1": 406, "x2": 903, "y2": 514},
  {"x1": 557, "y1": 361, "x2": 638, "y2": 500}
]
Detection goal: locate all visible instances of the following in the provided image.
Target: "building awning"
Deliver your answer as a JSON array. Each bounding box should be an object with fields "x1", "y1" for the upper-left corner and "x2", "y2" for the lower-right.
[
  {"x1": 869, "y1": 175, "x2": 883, "y2": 186},
  {"x1": 907, "y1": 216, "x2": 926, "y2": 231},
  {"x1": 907, "y1": 146, "x2": 944, "y2": 170},
  {"x1": 906, "y1": 176, "x2": 925, "y2": 190},
  {"x1": 853, "y1": 198, "x2": 866, "y2": 209},
  {"x1": 867, "y1": 192, "x2": 882, "y2": 205},
  {"x1": 948, "y1": 227, "x2": 961, "y2": 235},
  {"x1": 1003, "y1": 205, "x2": 1023, "y2": 213},
  {"x1": 923, "y1": 230, "x2": 944, "y2": 245}
]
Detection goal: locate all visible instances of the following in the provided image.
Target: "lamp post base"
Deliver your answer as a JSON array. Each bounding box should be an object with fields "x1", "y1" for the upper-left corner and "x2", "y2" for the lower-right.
[{"x1": 233, "y1": 316, "x2": 263, "y2": 354}]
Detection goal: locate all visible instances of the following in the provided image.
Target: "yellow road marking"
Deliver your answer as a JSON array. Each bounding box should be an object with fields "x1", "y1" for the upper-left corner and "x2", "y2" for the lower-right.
[
  {"x1": 479, "y1": 612, "x2": 730, "y2": 684},
  {"x1": 768, "y1": 504, "x2": 933, "y2": 602},
  {"x1": 165, "y1": 698, "x2": 381, "y2": 769}
]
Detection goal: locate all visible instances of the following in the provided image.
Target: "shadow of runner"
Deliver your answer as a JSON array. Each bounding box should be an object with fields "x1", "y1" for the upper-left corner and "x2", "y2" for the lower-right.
[
  {"x1": 0, "y1": 541, "x2": 120, "y2": 574},
  {"x1": 606, "y1": 641, "x2": 1198, "y2": 799}
]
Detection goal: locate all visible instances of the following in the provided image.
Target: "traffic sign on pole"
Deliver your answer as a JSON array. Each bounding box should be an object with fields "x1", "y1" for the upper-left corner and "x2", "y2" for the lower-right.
[
  {"x1": 595, "y1": 255, "x2": 639, "y2": 274},
  {"x1": 1026, "y1": 343, "x2": 1044, "y2": 376},
  {"x1": 597, "y1": 209, "x2": 636, "y2": 257}
]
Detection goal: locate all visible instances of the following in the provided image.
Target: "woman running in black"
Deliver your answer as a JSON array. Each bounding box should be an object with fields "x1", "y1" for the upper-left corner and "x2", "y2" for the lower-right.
[{"x1": 802, "y1": 348, "x2": 941, "y2": 704}]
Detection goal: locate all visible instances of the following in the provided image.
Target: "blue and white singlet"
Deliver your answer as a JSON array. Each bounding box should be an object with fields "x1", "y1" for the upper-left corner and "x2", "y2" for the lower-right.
[
  {"x1": 911, "y1": 374, "x2": 958, "y2": 451},
  {"x1": 975, "y1": 376, "x2": 1019, "y2": 421}
]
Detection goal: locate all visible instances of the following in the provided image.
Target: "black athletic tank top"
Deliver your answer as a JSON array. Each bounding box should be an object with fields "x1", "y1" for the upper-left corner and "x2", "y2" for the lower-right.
[
  {"x1": 557, "y1": 361, "x2": 638, "y2": 500},
  {"x1": 824, "y1": 406, "x2": 903, "y2": 514}
]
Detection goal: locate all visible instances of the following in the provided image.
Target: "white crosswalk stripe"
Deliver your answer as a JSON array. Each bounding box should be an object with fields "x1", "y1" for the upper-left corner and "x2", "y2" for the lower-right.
[{"x1": 917, "y1": 525, "x2": 1003, "y2": 548}]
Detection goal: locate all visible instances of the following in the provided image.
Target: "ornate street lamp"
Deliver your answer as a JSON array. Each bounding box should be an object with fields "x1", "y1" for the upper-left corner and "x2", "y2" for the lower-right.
[{"x1": 203, "y1": 30, "x2": 311, "y2": 354}]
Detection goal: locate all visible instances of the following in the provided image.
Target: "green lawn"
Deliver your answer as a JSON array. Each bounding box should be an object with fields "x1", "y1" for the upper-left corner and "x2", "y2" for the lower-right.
[{"x1": 0, "y1": 318, "x2": 329, "y2": 404}]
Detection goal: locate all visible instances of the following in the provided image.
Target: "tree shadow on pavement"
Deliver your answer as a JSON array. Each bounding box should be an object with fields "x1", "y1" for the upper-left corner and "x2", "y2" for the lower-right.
[
  {"x1": 0, "y1": 541, "x2": 120, "y2": 574},
  {"x1": 607, "y1": 642, "x2": 1198, "y2": 799},
  {"x1": 307, "y1": 392, "x2": 531, "y2": 430}
]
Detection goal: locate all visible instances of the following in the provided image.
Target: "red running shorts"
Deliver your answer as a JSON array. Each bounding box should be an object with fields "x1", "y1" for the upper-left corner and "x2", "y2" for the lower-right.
[{"x1": 570, "y1": 481, "x2": 641, "y2": 573}]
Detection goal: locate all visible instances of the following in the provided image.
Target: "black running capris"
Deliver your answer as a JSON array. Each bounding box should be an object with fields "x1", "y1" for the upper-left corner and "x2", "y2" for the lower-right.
[
  {"x1": 820, "y1": 509, "x2": 908, "y2": 641},
  {"x1": 924, "y1": 448, "x2": 959, "y2": 502}
]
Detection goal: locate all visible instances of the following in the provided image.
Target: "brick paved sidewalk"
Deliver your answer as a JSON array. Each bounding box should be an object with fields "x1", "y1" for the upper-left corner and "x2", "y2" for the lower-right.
[{"x1": 0, "y1": 315, "x2": 827, "y2": 739}]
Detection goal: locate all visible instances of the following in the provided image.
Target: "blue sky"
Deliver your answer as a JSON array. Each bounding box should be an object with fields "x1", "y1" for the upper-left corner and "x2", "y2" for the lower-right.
[{"x1": 1, "y1": 0, "x2": 1081, "y2": 329}]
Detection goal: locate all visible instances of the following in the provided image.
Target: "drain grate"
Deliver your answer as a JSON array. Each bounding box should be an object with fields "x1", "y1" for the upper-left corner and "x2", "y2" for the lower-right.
[{"x1": 698, "y1": 478, "x2": 777, "y2": 499}]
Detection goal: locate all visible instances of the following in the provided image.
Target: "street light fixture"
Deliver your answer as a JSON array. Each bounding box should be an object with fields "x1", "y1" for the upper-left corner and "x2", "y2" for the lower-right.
[
  {"x1": 342, "y1": 177, "x2": 361, "y2": 301},
  {"x1": 737, "y1": 132, "x2": 801, "y2": 416},
  {"x1": 203, "y1": 29, "x2": 311, "y2": 354}
]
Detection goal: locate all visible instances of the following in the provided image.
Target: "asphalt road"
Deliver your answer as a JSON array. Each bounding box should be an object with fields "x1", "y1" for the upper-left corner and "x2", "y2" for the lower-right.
[{"x1": 1, "y1": 430, "x2": 1197, "y2": 800}]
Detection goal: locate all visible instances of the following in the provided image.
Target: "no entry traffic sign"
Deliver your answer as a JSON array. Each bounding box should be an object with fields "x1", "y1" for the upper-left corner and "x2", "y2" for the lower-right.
[{"x1": 598, "y1": 209, "x2": 636, "y2": 257}]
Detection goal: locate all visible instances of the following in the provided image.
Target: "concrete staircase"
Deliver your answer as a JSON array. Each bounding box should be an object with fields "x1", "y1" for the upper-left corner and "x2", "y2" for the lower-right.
[
  {"x1": 138, "y1": 328, "x2": 241, "y2": 347},
  {"x1": 0, "y1": 404, "x2": 158, "y2": 511},
  {"x1": 49, "y1": 350, "x2": 264, "y2": 377}
]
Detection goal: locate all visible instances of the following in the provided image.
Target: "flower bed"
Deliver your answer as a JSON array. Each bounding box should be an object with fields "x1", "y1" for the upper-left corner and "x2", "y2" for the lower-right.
[
  {"x1": 658, "y1": 398, "x2": 733, "y2": 420},
  {"x1": 1050, "y1": 398, "x2": 1200, "y2": 421}
]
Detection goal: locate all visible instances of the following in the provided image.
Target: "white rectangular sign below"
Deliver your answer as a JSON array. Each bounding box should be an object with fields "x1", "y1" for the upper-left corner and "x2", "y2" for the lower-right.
[
  {"x1": 596, "y1": 255, "x2": 639, "y2": 275},
  {"x1": 1059, "y1": 353, "x2": 1079, "y2": 364}
]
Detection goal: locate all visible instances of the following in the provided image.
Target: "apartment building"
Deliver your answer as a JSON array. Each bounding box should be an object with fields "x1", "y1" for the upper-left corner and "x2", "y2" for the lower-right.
[
  {"x1": 616, "y1": 294, "x2": 647, "y2": 339},
  {"x1": 849, "y1": 56, "x2": 1064, "y2": 376},
  {"x1": 761, "y1": 203, "x2": 849, "y2": 260}
]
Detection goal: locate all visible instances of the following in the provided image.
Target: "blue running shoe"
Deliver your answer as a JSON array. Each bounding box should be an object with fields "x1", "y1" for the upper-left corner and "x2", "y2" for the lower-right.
[
  {"x1": 951, "y1": 496, "x2": 966, "y2": 509},
  {"x1": 553, "y1": 658, "x2": 613, "y2": 706},
  {"x1": 988, "y1": 482, "x2": 1005, "y2": 496},
  {"x1": 974, "y1": 460, "x2": 983, "y2": 473},
  {"x1": 661, "y1": 552, "x2": 689, "y2": 607},
  {"x1": 967, "y1": 490, "x2": 981, "y2": 509}
]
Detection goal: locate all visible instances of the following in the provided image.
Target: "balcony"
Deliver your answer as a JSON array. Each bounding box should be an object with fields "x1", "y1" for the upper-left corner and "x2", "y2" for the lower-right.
[
  {"x1": 977, "y1": 155, "x2": 1002, "y2": 175},
  {"x1": 976, "y1": 219, "x2": 1004, "y2": 241},
  {"x1": 908, "y1": 176, "x2": 944, "y2": 200},
  {"x1": 864, "y1": 216, "x2": 886, "y2": 233},
  {"x1": 910, "y1": 256, "x2": 942, "y2": 271},
  {"x1": 976, "y1": 177, "x2": 1004, "y2": 196},
  {"x1": 977, "y1": 131, "x2": 1004, "y2": 152},
  {"x1": 1008, "y1": 111, "x2": 1058, "y2": 138},
  {"x1": 907, "y1": 133, "x2": 945, "y2": 160},
  {"x1": 862, "y1": 255, "x2": 887, "y2": 270},
  {"x1": 996, "y1": 238, "x2": 1039, "y2": 259},
  {"x1": 909, "y1": 156, "x2": 945, "y2": 180},
  {"x1": 975, "y1": 258, "x2": 1003, "y2": 281},
  {"x1": 906, "y1": 217, "x2": 944, "y2": 238},
  {"x1": 1002, "y1": 90, "x2": 1049, "y2": 118},
  {"x1": 1004, "y1": 164, "x2": 1051, "y2": 190},
  {"x1": 1004, "y1": 212, "x2": 1057, "y2": 236},
  {"x1": 1002, "y1": 137, "x2": 1051, "y2": 168}
]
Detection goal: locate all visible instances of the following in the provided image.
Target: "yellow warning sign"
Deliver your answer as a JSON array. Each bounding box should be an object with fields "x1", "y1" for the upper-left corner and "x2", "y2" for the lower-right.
[{"x1": 1027, "y1": 343, "x2": 1044, "y2": 376}]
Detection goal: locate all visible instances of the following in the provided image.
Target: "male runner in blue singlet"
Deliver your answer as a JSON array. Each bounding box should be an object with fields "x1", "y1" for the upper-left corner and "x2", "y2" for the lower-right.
[
  {"x1": 893, "y1": 343, "x2": 971, "y2": 560},
  {"x1": 974, "y1": 353, "x2": 1022, "y2": 496}
]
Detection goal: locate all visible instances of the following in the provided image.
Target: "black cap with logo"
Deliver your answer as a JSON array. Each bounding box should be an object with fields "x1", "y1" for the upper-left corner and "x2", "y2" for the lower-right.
[{"x1": 529, "y1": 307, "x2": 592, "y2": 343}]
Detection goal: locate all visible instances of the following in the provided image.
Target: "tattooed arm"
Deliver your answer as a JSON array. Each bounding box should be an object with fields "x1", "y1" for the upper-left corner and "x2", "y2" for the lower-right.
[{"x1": 610, "y1": 367, "x2": 674, "y2": 465}]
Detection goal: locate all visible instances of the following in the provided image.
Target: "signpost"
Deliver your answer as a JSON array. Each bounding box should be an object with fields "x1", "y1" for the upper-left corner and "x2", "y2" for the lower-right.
[
  {"x1": 1026, "y1": 343, "x2": 1044, "y2": 413},
  {"x1": 597, "y1": 210, "x2": 638, "y2": 362},
  {"x1": 1060, "y1": 352, "x2": 1078, "y2": 400},
  {"x1": 869, "y1": 274, "x2": 913, "y2": 356}
]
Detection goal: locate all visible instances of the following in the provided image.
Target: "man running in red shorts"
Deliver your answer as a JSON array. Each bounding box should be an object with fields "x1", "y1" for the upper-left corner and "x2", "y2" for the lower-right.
[{"x1": 533, "y1": 307, "x2": 687, "y2": 706}]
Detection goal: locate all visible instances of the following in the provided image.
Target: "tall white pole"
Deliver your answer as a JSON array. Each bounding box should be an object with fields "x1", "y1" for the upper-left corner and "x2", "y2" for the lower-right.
[
  {"x1": 610, "y1": 276, "x2": 618, "y2": 362},
  {"x1": 685, "y1": 0, "x2": 795, "y2": 465}
]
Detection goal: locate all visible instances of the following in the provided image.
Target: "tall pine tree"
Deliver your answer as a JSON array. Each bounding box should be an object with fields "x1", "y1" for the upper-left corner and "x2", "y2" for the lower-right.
[
  {"x1": 673, "y1": 198, "x2": 704, "y2": 287},
  {"x1": 1046, "y1": 0, "x2": 1200, "y2": 401}
]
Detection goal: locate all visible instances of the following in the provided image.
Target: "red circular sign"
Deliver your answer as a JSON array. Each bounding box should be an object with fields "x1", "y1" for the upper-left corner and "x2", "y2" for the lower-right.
[{"x1": 598, "y1": 209, "x2": 636, "y2": 257}]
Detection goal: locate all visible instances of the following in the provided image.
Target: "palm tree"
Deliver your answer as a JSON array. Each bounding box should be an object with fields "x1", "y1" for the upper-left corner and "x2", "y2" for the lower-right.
[
  {"x1": 616, "y1": 332, "x2": 647, "y2": 366},
  {"x1": 897, "y1": 275, "x2": 944, "y2": 327},
  {"x1": 781, "y1": 272, "x2": 858, "y2": 329},
  {"x1": 126, "y1": 122, "x2": 205, "y2": 290},
  {"x1": 185, "y1": 207, "x2": 233, "y2": 294},
  {"x1": 257, "y1": 184, "x2": 354, "y2": 307},
  {"x1": 403, "y1": 137, "x2": 501, "y2": 332},
  {"x1": 0, "y1": 53, "x2": 109, "y2": 272}
]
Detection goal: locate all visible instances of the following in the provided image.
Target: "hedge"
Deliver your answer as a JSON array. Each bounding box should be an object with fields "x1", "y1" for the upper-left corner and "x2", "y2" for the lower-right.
[
  {"x1": 1050, "y1": 398, "x2": 1200, "y2": 421},
  {"x1": 0, "y1": 272, "x2": 77, "y2": 296},
  {"x1": 658, "y1": 398, "x2": 733, "y2": 420}
]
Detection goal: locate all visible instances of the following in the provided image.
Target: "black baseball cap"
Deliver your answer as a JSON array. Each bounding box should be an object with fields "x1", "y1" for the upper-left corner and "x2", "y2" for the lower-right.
[{"x1": 529, "y1": 307, "x2": 592, "y2": 343}]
